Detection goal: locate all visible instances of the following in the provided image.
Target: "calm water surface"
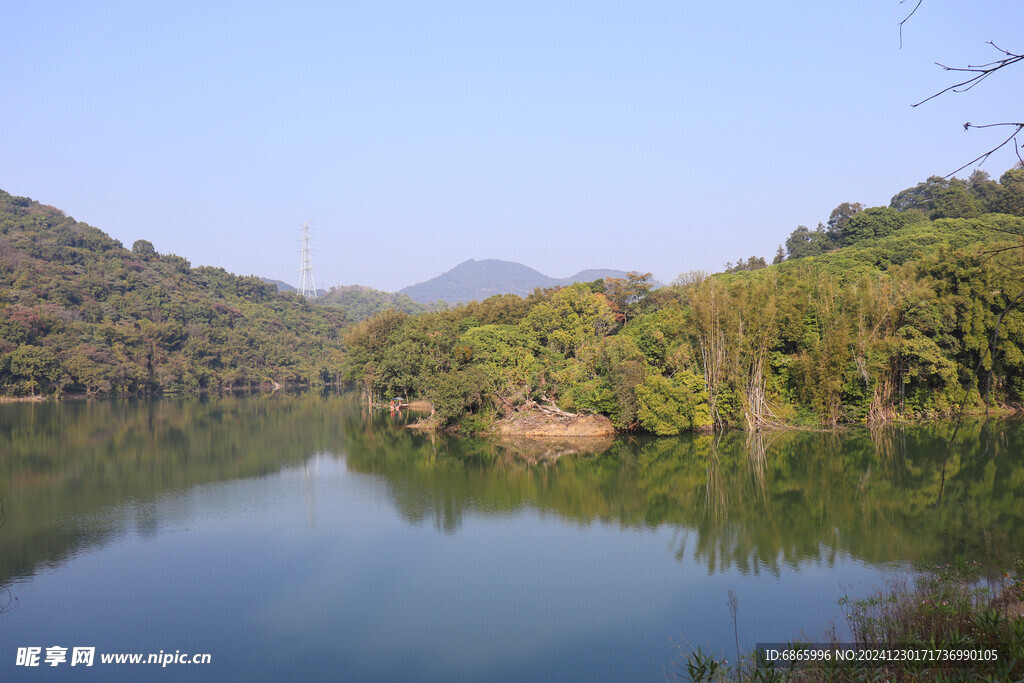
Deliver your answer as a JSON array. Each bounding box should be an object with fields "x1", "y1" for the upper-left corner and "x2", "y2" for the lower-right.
[{"x1": 0, "y1": 395, "x2": 1021, "y2": 681}]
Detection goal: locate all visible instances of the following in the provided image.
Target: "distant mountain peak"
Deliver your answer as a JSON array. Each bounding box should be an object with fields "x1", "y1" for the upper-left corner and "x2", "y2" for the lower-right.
[{"x1": 398, "y1": 259, "x2": 643, "y2": 304}]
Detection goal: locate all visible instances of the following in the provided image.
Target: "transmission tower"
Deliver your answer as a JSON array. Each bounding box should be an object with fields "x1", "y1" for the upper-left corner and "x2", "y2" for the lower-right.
[{"x1": 298, "y1": 221, "x2": 318, "y2": 299}]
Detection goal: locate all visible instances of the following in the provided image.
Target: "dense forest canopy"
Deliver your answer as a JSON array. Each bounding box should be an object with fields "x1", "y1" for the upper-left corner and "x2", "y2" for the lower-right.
[
  {"x1": 0, "y1": 190, "x2": 347, "y2": 396},
  {"x1": 781, "y1": 169, "x2": 1024, "y2": 261},
  {"x1": 344, "y1": 169, "x2": 1024, "y2": 432},
  {"x1": 2, "y1": 168, "x2": 1023, "y2": 436}
]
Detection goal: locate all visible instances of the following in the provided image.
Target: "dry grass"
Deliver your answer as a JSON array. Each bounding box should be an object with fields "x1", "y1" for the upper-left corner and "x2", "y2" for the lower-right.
[{"x1": 671, "y1": 558, "x2": 1024, "y2": 682}]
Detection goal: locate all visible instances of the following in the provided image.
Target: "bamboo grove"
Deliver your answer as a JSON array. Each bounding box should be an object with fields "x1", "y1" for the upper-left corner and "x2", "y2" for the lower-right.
[{"x1": 344, "y1": 170, "x2": 1024, "y2": 432}]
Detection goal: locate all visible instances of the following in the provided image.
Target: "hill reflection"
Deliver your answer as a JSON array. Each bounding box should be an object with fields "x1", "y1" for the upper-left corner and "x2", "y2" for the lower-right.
[
  {"x1": 1, "y1": 394, "x2": 1021, "y2": 587},
  {"x1": 340, "y1": 409, "x2": 1024, "y2": 573}
]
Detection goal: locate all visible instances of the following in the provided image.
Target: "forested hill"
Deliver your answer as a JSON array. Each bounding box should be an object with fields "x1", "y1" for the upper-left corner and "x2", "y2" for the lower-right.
[
  {"x1": 318, "y1": 285, "x2": 429, "y2": 320},
  {"x1": 344, "y1": 170, "x2": 1024, "y2": 433},
  {"x1": 0, "y1": 190, "x2": 346, "y2": 397}
]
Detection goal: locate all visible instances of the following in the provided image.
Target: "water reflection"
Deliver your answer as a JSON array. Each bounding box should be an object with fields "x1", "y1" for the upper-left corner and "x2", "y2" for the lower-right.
[
  {"x1": 338, "y1": 409, "x2": 1024, "y2": 573},
  {"x1": 0, "y1": 394, "x2": 349, "y2": 585},
  {"x1": 1, "y1": 395, "x2": 1022, "y2": 591}
]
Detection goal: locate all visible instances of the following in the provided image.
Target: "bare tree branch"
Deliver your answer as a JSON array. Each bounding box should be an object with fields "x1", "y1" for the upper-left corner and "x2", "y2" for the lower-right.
[
  {"x1": 898, "y1": 0, "x2": 923, "y2": 49},
  {"x1": 981, "y1": 242, "x2": 1024, "y2": 259},
  {"x1": 912, "y1": 43, "x2": 1024, "y2": 107},
  {"x1": 900, "y1": 4, "x2": 1023, "y2": 176},
  {"x1": 946, "y1": 123, "x2": 1024, "y2": 178}
]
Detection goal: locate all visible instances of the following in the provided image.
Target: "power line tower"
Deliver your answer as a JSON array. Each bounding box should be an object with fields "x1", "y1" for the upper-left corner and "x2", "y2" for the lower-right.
[{"x1": 298, "y1": 221, "x2": 318, "y2": 299}]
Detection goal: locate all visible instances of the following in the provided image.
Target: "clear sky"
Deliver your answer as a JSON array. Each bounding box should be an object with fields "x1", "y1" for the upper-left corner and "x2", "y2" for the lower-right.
[{"x1": 1, "y1": 1, "x2": 1021, "y2": 292}]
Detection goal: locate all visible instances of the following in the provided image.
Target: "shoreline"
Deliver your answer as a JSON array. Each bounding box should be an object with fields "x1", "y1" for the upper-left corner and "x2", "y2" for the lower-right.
[{"x1": 2, "y1": 390, "x2": 1020, "y2": 432}]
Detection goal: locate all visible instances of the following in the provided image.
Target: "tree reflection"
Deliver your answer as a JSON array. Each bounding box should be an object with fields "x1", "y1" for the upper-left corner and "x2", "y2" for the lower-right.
[
  {"x1": 1, "y1": 396, "x2": 1021, "y2": 589},
  {"x1": 0, "y1": 393, "x2": 351, "y2": 586},
  {"x1": 342, "y1": 414, "x2": 1024, "y2": 573}
]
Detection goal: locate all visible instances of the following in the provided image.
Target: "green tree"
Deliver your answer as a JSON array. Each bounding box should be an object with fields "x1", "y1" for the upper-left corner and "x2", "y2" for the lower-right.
[
  {"x1": 826, "y1": 201, "x2": 864, "y2": 242},
  {"x1": 999, "y1": 168, "x2": 1024, "y2": 216},
  {"x1": 890, "y1": 176, "x2": 985, "y2": 220},
  {"x1": 842, "y1": 207, "x2": 911, "y2": 246},
  {"x1": 635, "y1": 371, "x2": 712, "y2": 435},
  {"x1": 521, "y1": 283, "x2": 616, "y2": 358},
  {"x1": 458, "y1": 324, "x2": 541, "y2": 409},
  {"x1": 785, "y1": 225, "x2": 830, "y2": 259},
  {"x1": 724, "y1": 255, "x2": 768, "y2": 273},
  {"x1": 968, "y1": 169, "x2": 1003, "y2": 212},
  {"x1": 7, "y1": 345, "x2": 60, "y2": 396},
  {"x1": 428, "y1": 366, "x2": 492, "y2": 428},
  {"x1": 131, "y1": 239, "x2": 156, "y2": 257},
  {"x1": 603, "y1": 271, "x2": 654, "y2": 323}
]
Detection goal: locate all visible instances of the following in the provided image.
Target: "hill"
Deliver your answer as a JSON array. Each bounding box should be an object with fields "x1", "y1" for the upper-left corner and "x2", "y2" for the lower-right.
[
  {"x1": 0, "y1": 190, "x2": 347, "y2": 397},
  {"x1": 260, "y1": 278, "x2": 328, "y2": 298},
  {"x1": 559, "y1": 269, "x2": 635, "y2": 285},
  {"x1": 260, "y1": 277, "x2": 296, "y2": 292},
  {"x1": 398, "y1": 258, "x2": 641, "y2": 304},
  {"x1": 344, "y1": 169, "x2": 1024, "y2": 433},
  {"x1": 317, "y1": 285, "x2": 428, "y2": 321}
]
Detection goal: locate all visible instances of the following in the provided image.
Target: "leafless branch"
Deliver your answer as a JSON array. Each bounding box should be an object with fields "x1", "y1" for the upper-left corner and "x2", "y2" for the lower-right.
[
  {"x1": 978, "y1": 217, "x2": 1024, "y2": 274},
  {"x1": 898, "y1": 0, "x2": 923, "y2": 49},
  {"x1": 910, "y1": 40, "x2": 1023, "y2": 176},
  {"x1": 993, "y1": 258, "x2": 1024, "y2": 279},
  {"x1": 946, "y1": 123, "x2": 1024, "y2": 177},
  {"x1": 913, "y1": 43, "x2": 1024, "y2": 107},
  {"x1": 899, "y1": 5, "x2": 1023, "y2": 176},
  {"x1": 981, "y1": 243, "x2": 1024, "y2": 259}
]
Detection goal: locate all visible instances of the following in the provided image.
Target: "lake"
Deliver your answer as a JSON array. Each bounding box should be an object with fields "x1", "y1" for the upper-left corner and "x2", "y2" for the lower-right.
[{"x1": 1, "y1": 394, "x2": 1021, "y2": 681}]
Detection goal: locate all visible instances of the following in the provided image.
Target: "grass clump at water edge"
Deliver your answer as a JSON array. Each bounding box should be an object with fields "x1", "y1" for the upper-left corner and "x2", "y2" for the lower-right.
[{"x1": 668, "y1": 558, "x2": 1024, "y2": 681}]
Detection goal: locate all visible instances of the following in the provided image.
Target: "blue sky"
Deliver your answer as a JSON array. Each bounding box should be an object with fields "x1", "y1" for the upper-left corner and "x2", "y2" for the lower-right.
[{"x1": 1, "y1": 1, "x2": 1021, "y2": 292}]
